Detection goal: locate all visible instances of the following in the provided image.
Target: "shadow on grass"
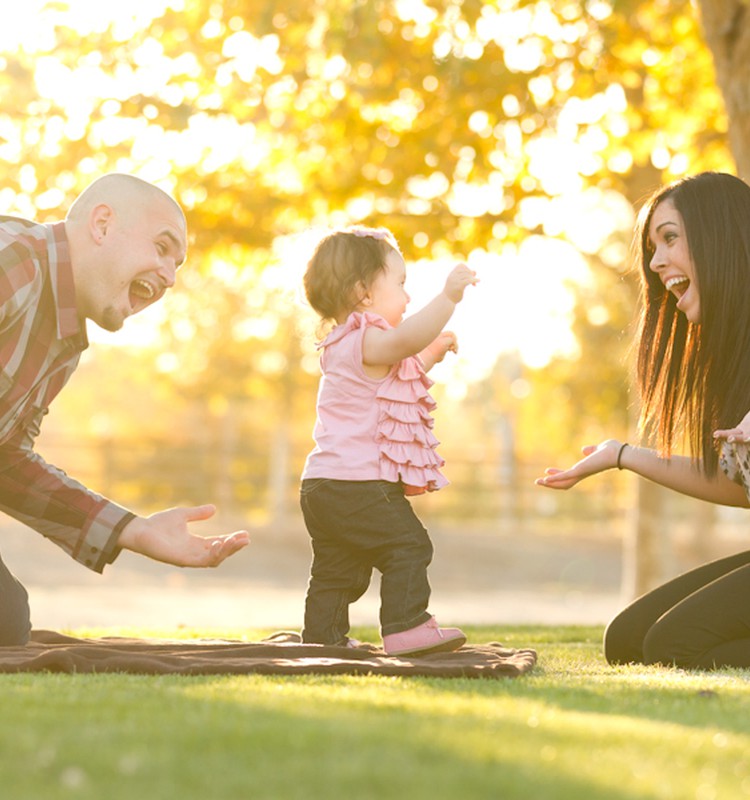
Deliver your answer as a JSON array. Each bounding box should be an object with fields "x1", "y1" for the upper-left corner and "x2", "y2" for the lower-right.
[
  {"x1": 411, "y1": 624, "x2": 750, "y2": 737},
  {"x1": 0, "y1": 671, "x2": 663, "y2": 800},
  {"x1": 3, "y1": 624, "x2": 749, "y2": 800}
]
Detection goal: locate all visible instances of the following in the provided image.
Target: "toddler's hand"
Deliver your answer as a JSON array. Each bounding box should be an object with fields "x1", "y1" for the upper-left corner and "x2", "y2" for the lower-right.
[
  {"x1": 444, "y1": 264, "x2": 478, "y2": 303},
  {"x1": 423, "y1": 331, "x2": 458, "y2": 365}
]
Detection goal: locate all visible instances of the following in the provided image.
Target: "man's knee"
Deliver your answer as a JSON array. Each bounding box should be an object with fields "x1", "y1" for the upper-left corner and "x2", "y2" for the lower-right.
[
  {"x1": 0, "y1": 580, "x2": 31, "y2": 646},
  {"x1": 0, "y1": 618, "x2": 31, "y2": 646}
]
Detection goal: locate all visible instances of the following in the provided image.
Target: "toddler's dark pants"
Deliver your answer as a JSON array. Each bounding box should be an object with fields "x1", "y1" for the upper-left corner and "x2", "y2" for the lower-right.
[{"x1": 300, "y1": 478, "x2": 433, "y2": 645}]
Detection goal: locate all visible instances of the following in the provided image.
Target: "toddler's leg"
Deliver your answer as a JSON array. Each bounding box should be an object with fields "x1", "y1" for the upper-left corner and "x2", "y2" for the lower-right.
[
  {"x1": 302, "y1": 538, "x2": 371, "y2": 645},
  {"x1": 365, "y1": 486, "x2": 465, "y2": 656},
  {"x1": 300, "y1": 479, "x2": 375, "y2": 646},
  {"x1": 374, "y1": 491, "x2": 434, "y2": 637}
]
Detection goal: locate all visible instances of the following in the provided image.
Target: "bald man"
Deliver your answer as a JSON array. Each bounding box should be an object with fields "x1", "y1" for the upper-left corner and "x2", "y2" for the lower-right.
[{"x1": 0, "y1": 173, "x2": 249, "y2": 644}]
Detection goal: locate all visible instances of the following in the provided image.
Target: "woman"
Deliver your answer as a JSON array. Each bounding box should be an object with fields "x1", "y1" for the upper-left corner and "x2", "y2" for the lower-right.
[{"x1": 537, "y1": 171, "x2": 750, "y2": 670}]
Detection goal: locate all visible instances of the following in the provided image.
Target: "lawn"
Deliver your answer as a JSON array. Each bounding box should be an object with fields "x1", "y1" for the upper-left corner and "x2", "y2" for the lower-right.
[{"x1": 2, "y1": 625, "x2": 749, "y2": 800}]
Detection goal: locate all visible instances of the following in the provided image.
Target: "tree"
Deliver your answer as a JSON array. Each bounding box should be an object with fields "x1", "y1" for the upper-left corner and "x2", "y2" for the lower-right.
[
  {"x1": 0, "y1": 1, "x2": 737, "y2": 537},
  {"x1": 1, "y1": 1, "x2": 730, "y2": 255},
  {"x1": 698, "y1": 1, "x2": 750, "y2": 178}
]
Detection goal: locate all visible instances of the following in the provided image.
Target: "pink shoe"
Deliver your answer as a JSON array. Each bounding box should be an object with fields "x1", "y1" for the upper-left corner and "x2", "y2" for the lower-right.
[{"x1": 383, "y1": 616, "x2": 466, "y2": 656}]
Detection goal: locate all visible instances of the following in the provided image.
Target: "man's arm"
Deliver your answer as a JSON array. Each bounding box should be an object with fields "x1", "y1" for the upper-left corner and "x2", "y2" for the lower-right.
[
  {"x1": 0, "y1": 421, "x2": 249, "y2": 572},
  {"x1": 0, "y1": 221, "x2": 248, "y2": 569},
  {"x1": 0, "y1": 436, "x2": 130, "y2": 572}
]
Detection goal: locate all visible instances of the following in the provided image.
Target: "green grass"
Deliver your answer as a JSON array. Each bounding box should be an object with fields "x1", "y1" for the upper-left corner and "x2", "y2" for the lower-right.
[{"x1": 2, "y1": 625, "x2": 750, "y2": 799}]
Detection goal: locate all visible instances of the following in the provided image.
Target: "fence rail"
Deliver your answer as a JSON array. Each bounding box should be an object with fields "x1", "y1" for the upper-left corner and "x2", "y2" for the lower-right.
[
  {"x1": 35, "y1": 431, "x2": 637, "y2": 529},
  {"x1": 31, "y1": 430, "x2": 750, "y2": 597}
]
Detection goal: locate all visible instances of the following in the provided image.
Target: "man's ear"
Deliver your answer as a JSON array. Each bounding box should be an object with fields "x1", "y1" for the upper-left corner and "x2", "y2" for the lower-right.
[{"x1": 89, "y1": 203, "x2": 114, "y2": 244}]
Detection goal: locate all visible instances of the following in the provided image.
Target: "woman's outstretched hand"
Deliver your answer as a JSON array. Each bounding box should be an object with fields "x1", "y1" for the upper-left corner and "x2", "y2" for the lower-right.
[{"x1": 535, "y1": 440, "x2": 623, "y2": 490}]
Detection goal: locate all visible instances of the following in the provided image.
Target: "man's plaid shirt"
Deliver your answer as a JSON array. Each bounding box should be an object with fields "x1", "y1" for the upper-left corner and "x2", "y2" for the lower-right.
[{"x1": 0, "y1": 215, "x2": 134, "y2": 572}]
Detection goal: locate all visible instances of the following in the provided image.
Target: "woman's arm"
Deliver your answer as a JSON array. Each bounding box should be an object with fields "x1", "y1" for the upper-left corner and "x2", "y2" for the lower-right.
[{"x1": 536, "y1": 439, "x2": 750, "y2": 508}]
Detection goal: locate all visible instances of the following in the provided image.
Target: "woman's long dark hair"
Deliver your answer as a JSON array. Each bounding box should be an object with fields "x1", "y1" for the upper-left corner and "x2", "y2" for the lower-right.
[{"x1": 635, "y1": 171, "x2": 750, "y2": 475}]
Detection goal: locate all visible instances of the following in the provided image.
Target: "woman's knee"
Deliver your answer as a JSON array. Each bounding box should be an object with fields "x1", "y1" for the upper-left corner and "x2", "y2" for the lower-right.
[
  {"x1": 642, "y1": 627, "x2": 674, "y2": 666},
  {"x1": 603, "y1": 612, "x2": 643, "y2": 665},
  {"x1": 642, "y1": 620, "x2": 697, "y2": 668}
]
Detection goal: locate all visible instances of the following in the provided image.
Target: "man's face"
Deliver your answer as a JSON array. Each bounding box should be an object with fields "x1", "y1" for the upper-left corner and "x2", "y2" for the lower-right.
[{"x1": 85, "y1": 197, "x2": 187, "y2": 332}]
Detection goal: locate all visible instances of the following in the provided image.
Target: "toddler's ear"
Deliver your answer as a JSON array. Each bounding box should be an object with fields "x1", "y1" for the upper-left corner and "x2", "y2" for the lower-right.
[{"x1": 354, "y1": 281, "x2": 372, "y2": 307}]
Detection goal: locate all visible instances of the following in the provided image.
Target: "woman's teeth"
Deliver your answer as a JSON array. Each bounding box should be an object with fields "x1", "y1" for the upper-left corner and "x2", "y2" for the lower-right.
[{"x1": 665, "y1": 276, "x2": 689, "y2": 292}]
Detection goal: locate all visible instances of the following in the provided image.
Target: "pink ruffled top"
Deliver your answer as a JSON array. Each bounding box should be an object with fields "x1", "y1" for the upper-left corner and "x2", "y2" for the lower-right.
[{"x1": 302, "y1": 312, "x2": 448, "y2": 495}]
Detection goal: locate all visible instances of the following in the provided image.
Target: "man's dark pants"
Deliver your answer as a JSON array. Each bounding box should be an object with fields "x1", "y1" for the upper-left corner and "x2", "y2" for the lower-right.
[{"x1": 0, "y1": 553, "x2": 31, "y2": 645}]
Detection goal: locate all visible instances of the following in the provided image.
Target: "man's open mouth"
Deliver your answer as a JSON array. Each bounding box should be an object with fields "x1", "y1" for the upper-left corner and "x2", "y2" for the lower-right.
[{"x1": 129, "y1": 279, "x2": 157, "y2": 305}]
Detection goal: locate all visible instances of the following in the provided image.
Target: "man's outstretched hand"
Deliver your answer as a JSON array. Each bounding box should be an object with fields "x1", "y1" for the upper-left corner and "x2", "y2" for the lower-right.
[{"x1": 117, "y1": 504, "x2": 250, "y2": 567}]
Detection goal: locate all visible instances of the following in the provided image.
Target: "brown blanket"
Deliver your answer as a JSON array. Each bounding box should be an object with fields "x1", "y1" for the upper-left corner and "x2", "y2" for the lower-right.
[{"x1": 0, "y1": 630, "x2": 537, "y2": 678}]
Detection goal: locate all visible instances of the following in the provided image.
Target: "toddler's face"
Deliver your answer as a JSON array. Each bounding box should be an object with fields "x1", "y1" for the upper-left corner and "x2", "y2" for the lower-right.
[{"x1": 364, "y1": 250, "x2": 410, "y2": 326}]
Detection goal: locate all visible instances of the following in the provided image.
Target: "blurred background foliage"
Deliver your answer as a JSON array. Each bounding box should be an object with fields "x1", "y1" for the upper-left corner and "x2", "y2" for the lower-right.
[{"x1": 0, "y1": 0, "x2": 737, "y2": 530}]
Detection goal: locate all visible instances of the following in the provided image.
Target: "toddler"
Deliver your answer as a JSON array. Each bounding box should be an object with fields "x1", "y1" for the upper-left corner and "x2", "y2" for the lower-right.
[{"x1": 300, "y1": 226, "x2": 477, "y2": 656}]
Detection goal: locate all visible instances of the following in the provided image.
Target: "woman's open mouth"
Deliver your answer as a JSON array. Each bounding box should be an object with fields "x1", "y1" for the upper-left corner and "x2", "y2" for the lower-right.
[{"x1": 665, "y1": 276, "x2": 689, "y2": 299}]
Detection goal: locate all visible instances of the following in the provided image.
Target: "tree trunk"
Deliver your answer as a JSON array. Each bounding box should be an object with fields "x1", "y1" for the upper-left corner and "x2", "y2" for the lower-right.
[{"x1": 698, "y1": 0, "x2": 750, "y2": 177}]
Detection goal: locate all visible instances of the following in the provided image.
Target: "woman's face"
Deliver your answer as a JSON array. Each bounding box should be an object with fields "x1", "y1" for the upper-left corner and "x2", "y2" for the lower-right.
[{"x1": 647, "y1": 197, "x2": 701, "y2": 324}]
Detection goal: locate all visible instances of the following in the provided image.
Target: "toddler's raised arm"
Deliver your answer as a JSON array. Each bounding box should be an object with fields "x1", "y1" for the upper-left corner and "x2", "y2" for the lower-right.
[{"x1": 362, "y1": 264, "x2": 477, "y2": 367}]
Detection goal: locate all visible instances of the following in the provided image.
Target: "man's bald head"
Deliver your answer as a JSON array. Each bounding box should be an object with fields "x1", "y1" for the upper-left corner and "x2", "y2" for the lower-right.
[
  {"x1": 64, "y1": 173, "x2": 188, "y2": 331},
  {"x1": 66, "y1": 173, "x2": 185, "y2": 226}
]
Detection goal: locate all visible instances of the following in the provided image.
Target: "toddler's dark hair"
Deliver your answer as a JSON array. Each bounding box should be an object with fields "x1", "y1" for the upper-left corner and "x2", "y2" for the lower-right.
[{"x1": 304, "y1": 227, "x2": 400, "y2": 323}]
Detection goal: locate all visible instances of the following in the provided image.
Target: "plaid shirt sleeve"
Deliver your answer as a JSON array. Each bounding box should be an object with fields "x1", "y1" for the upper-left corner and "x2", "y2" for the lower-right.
[
  {"x1": 0, "y1": 219, "x2": 135, "y2": 573},
  {"x1": 0, "y1": 416, "x2": 135, "y2": 573}
]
